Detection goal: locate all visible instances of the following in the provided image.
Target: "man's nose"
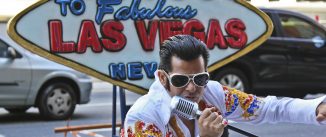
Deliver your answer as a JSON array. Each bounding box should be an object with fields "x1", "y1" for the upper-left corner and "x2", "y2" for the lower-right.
[{"x1": 185, "y1": 80, "x2": 196, "y2": 92}]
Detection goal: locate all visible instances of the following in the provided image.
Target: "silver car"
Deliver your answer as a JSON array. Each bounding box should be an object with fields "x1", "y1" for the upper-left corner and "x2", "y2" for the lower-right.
[{"x1": 0, "y1": 23, "x2": 92, "y2": 120}]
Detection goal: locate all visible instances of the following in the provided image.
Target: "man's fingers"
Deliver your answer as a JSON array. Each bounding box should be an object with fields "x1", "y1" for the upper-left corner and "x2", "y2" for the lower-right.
[
  {"x1": 222, "y1": 119, "x2": 228, "y2": 127},
  {"x1": 198, "y1": 109, "x2": 226, "y2": 137},
  {"x1": 316, "y1": 113, "x2": 326, "y2": 122},
  {"x1": 199, "y1": 108, "x2": 212, "y2": 122},
  {"x1": 211, "y1": 113, "x2": 223, "y2": 125},
  {"x1": 211, "y1": 107, "x2": 218, "y2": 112},
  {"x1": 214, "y1": 122, "x2": 227, "y2": 132},
  {"x1": 200, "y1": 108, "x2": 215, "y2": 120},
  {"x1": 208, "y1": 112, "x2": 218, "y2": 121},
  {"x1": 316, "y1": 102, "x2": 326, "y2": 122}
]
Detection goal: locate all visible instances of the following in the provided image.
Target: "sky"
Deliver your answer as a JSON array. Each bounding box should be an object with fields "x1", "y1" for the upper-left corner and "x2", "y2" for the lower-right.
[{"x1": 0, "y1": 0, "x2": 37, "y2": 16}]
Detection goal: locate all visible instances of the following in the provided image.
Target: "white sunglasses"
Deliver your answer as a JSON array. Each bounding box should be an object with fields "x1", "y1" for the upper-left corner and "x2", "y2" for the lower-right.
[{"x1": 162, "y1": 71, "x2": 209, "y2": 88}]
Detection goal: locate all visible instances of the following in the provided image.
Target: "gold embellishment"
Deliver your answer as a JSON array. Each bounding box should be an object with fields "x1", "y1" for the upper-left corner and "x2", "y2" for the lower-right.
[
  {"x1": 223, "y1": 86, "x2": 261, "y2": 119},
  {"x1": 169, "y1": 116, "x2": 185, "y2": 137},
  {"x1": 124, "y1": 121, "x2": 162, "y2": 137}
]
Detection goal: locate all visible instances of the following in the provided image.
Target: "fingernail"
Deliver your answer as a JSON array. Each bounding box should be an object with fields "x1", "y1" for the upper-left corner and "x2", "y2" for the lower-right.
[{"x1": 222, "y1": 119, "x2": 228, "y2": 125}]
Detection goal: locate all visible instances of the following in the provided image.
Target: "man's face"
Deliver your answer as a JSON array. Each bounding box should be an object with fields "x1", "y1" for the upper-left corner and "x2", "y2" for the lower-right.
[{"x1": 161, "y1": 55, "x2": 206, "y2": 103}]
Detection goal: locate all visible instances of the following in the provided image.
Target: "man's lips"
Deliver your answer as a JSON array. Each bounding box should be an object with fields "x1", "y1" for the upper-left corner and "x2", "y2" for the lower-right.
[{"x1": 185, "y1": 96, "x2": 198, "y2": 101}]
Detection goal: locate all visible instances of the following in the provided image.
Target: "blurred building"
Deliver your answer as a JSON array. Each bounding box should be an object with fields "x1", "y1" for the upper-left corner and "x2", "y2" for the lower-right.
[
  {"x1": 0, "y1": 0, "x2": 37, "y2": 21},
  {"x1": 249, "y1": 0, "x2": 326, "y2": 26},
  {"x1": 1, "y1": 0, "x2": 326, "y2": 26}
]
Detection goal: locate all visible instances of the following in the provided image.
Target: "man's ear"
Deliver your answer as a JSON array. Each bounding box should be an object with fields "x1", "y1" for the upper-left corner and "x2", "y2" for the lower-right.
[{"x1": 157, "y1": 70, "x2": 167, "y2": 87}]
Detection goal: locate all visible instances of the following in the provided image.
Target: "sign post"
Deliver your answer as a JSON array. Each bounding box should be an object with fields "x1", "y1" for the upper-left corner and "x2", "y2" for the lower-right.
[
  {"x1": 8, "y1": 0, "x2": 273, "y2": 95},
  {"x1": 9, "y1": 0, "x2": 273, "y2": 136}
]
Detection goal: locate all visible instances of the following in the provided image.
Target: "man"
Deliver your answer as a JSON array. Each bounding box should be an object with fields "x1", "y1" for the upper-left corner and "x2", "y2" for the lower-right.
[{"x1": 122, "y1": 35, "x2": 326, "y2": 137}]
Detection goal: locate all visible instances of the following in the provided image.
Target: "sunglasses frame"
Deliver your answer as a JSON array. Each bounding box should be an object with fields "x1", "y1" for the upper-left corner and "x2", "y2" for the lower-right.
[{"x1": 162, "y1": 70, "x2": 210, "y2": 88}]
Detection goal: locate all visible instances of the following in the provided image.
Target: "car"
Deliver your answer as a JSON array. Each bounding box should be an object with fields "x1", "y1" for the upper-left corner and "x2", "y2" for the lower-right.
[
  {"x1": 211, "y1": 8, "x2": 326, "y2": 98},
  {"x1": 0, "y1": 21, "x2": 93, "y2": 120}
]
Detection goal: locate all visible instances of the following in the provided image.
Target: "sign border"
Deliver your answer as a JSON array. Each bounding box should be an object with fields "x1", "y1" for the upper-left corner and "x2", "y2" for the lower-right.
[{"x1": 8, "y1": 0, "x2": 273, "y2": 95}]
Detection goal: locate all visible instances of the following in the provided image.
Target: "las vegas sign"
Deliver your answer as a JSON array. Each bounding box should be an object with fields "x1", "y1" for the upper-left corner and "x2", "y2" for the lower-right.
[{"x1": 8, "y1": 0, "x2": 273, "y2": 94}]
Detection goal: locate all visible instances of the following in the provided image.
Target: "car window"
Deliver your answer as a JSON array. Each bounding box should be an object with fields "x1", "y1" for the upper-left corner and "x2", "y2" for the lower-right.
[
  {"x1": 279, "y1": 14, "x2": 326, "y2": 39},
  {"x1": 265, "y1": 12, "x2": 277, "y2": 37},
  {"x1": 0, "y1": 39, "x2": 8, "y2": 58}
]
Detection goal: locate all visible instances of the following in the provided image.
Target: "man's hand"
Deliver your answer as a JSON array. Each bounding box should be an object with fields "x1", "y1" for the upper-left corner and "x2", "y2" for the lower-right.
[
  {"x1": 316, "y1": 102, "x2": 326, "y2": 122},
  {"x1": 198, "y1": 108, "x2": 227, "y2": 137}
]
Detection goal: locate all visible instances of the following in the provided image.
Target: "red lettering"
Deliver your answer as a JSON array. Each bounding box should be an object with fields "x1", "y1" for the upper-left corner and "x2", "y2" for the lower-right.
[
  {"x1": 135, "y1": 20, "x2": 158, "y2": 51},
  {"x1": 225, "y1": 19, "x2": 247, "y2": 49},
  {"x1": 77, "y1": 20, "x2": 102, "y2": 53},
  {"x1": 159, "y1": 21, "x2": 183, "y2": 44},
  {"x1": 206, "y1": 19, "x2": 227, "y2": 49},
  {"x1": 49, "y1": 20, "x2": 75, "y2": 53},
  {"x1": 101, "y1": 20, "x2": 126, "y2": 52},
  {"x1": 48, "y1": 18, "x2": 248, "y2": 54},
  {"x1": 183, "y1": 19, "x2": 206, "y2": 42}
]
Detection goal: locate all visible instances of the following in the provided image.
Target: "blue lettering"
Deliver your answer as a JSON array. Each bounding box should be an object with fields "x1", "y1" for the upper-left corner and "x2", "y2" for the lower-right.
[
  {"x1": 70, "y1": 0, "x2": 85, "y2": 15},
  {"x1": 96, "y1": 0, "x2": 122, "y2": 25},
  {"x1": 114, "y1": 7, "x2": 130, "y2": 20},
  {"x1": 55, "y1": 0, "x2": 70, "y2": 16},
  {"x1": 130, "y1": 0, "x2": 141, "y2": 19},
  {"x1": 114, "y1": 0, "x2": 197, "y2": 20},
  {"x1": 55, "y1": 0, "x2": 85, "y2": 16},
  {"x1": 108, "y1": 62, "x2": 158, "y2": 80},
  {"x1": 161, "y1": 6, "x2": 173, "y2": 18},
  {"x1": 172, "y1": 8, "x2": 183, "y2": 18},
  {"x1": 152, "y1": 0, "x2": 165, "y2": 18},
  {"x1": 138, "y1": 8, "x2": 151, "y2": 18},
  {"x1": 127, "y1": 63, "x2": 143, "y2": 80},
  {"x1": 143, "y1": 62, "x2": 157, "y2": 79},
  {"x1": 182, "y1": 6, "x2": 197, "y2": 19},
  {"x1": 109, "y1": 63, "x2": 126, "y2": 80}
]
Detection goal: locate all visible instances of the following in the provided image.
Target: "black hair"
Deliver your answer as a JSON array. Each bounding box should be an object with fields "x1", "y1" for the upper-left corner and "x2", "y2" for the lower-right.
[{"x1": 158, "y1": 35, "x2": 209, "y2": 72}]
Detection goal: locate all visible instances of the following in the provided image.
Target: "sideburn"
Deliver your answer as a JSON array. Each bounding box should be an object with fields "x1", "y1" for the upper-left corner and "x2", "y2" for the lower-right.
[{"x1": 165, "y1": 79, "x2": 170, "y2": 92}]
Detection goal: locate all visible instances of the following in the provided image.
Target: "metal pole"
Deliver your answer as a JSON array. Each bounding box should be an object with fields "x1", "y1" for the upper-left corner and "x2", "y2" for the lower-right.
[
  {"x1": 54, "y1": 123, "x2": 122, "y2": 133},
  {"x1": 119, "y1": 87, "x2": 127, "y2": 129},
  {"x1": 112, "y1": 85, "x2": 117, "y2": 136}
]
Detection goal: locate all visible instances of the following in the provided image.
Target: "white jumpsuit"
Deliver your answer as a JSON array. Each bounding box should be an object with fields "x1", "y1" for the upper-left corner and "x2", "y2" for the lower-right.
[{"x1": 122, "y1": 78, "x2": 326, "y2": 137}]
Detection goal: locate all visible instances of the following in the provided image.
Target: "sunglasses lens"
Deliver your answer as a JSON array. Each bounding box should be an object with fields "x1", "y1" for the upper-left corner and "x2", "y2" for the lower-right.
[
  {"x1": 194, "y1": 73, "x2": 209, "y2": 86},
  {"x1": 171, "y1": 75, "x2": 189, "y2": 87}
]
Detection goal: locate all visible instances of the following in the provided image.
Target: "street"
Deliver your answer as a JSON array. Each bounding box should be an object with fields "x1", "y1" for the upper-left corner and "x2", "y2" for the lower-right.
[{"x1": 0, "y1": 81, "x2": 325, "y2": 137}]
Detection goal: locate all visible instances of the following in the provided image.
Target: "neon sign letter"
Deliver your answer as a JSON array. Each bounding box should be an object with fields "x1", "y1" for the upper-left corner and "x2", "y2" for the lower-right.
[
  {"x1": 115, "y1": 0, "x2": 197, "y2": 20},
  {"x1": 96, "y1": 0, "x2": 122, "y2": 24}
]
